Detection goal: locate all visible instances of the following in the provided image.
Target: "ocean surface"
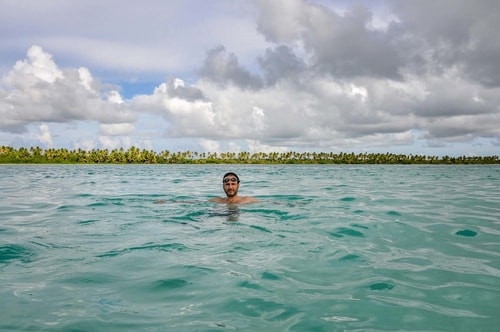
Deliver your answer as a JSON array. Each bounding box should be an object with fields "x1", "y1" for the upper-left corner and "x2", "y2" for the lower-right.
[{"x1": 1, "y1": 164, "x2": 499, "y2": 331}]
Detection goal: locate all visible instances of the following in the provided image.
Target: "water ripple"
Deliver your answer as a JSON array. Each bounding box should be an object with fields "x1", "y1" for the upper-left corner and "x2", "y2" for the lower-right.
[{"x1": 0, "y1": 165, "x2": 499, "y2": 331}]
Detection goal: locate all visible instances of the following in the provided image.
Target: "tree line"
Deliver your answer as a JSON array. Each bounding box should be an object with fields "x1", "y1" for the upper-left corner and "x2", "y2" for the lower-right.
[{"x1": 0, "y1": 146, "x2": 498, "y2": 164}]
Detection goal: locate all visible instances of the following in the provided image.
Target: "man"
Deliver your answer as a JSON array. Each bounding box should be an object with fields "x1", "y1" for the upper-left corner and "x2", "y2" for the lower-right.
[{"x1": 209, "y1": 172, "x2": 259, "y2": 204}]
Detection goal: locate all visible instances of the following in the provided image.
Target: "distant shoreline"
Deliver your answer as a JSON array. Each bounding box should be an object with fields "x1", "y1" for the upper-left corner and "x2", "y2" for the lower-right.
[{"x1": 1, "y1": 146, "x2": 498, "y2": 165}]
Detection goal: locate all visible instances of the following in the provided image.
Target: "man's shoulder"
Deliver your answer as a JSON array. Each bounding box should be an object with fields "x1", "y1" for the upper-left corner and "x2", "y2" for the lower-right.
[{"x1": 238, "y1": 196, "x2": 259, "y2": 203}]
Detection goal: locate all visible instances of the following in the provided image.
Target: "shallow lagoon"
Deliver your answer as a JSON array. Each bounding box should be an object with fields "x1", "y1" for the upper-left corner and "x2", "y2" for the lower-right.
[{"x1": 1, "y1": 164, "x2": 499, "y2": 331}]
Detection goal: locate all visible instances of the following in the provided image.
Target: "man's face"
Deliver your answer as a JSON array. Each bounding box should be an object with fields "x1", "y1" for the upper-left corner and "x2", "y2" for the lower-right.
[{"x1": 223, "y1": 176, "x2": 239, "y2": 197}]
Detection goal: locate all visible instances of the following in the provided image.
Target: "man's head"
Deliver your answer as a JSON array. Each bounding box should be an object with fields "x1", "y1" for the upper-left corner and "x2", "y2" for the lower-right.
[
  {"x1": 222, "y1": 172, "x2": 240, "y2": 198},
  {"x1": 223, "y1": 172, "x2": 239, "y2": 183}
]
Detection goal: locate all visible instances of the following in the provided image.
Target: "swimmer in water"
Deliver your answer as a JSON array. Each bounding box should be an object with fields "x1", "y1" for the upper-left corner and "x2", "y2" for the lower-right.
[{"x1": 209, "y1": 172, "x2": 259, "y2": 204}]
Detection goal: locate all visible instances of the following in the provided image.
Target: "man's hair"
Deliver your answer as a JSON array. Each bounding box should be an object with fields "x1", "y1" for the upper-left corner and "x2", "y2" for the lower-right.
[{"x1": 223, "y1": 172, "x2": 240, "y2": 182}]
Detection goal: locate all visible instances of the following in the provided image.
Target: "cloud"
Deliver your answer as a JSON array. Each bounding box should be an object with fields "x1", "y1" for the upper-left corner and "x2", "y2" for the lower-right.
[
  {"x1": 247, "y1": 139, "x2": 288, "y2": 153},
  {"x1": 254, "y1": 0, "x2": 404, "y2": 79},
  {"x1": 199, "y1": 139, "x2": 220, "y2": 153},
  {"x1": 164, "y1": 78, "x2": 205, "y2": 101},
  {"x1": 0, "y1": 45, "x2": 135, "y2": 134},
  {"x1": 37, "y1": 123, "x2": 53, "y2": 147},
  {"x1": 4, "y1": 41, "x2": 498, "y2": 152},
  {"x1": 6, "y1": 45, "x2": 64, "y2": 84},
  {"x1": 253, "y1": 0, "x2": 500, "y2": 88},
  {"x1": 131, "y1": 78, "x2": 217, "y2": 137},
  {"x1": 390, "y1": 0, "x2": 500, "y2": 87},
  {"x1": 254, "y1": 0, "x2": 305, "y2": 44},
  {"x1": 100, "y1": 123, "x2": 134, "y2": 136},
  {"x1": 198, "y1": 46, "x2": 263, "y2": 89},
  {"x1": 258, "y1": 45, "x2": 306, "y2": 85}
]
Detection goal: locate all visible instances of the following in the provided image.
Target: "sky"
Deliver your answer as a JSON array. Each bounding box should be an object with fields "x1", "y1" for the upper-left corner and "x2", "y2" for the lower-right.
[{"x1": 1, "y1": 0, "x2": 499, "y2": 156}]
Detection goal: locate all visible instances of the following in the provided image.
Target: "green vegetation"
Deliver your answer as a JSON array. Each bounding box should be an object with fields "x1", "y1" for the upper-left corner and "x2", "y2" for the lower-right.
[{"x1": 0, "y1": 146, "x2": 498, "y2": 164}]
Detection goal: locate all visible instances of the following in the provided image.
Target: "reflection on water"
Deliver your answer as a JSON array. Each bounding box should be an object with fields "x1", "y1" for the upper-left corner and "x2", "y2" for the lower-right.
[{"x1": 209, "y1": 204, "x2": 240, "y2": 222}]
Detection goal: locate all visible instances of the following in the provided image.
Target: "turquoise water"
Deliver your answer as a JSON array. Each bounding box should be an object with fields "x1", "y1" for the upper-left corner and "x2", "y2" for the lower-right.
[{"x1": 1, "y1": 164, "x2": 499, "y2": 331}]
